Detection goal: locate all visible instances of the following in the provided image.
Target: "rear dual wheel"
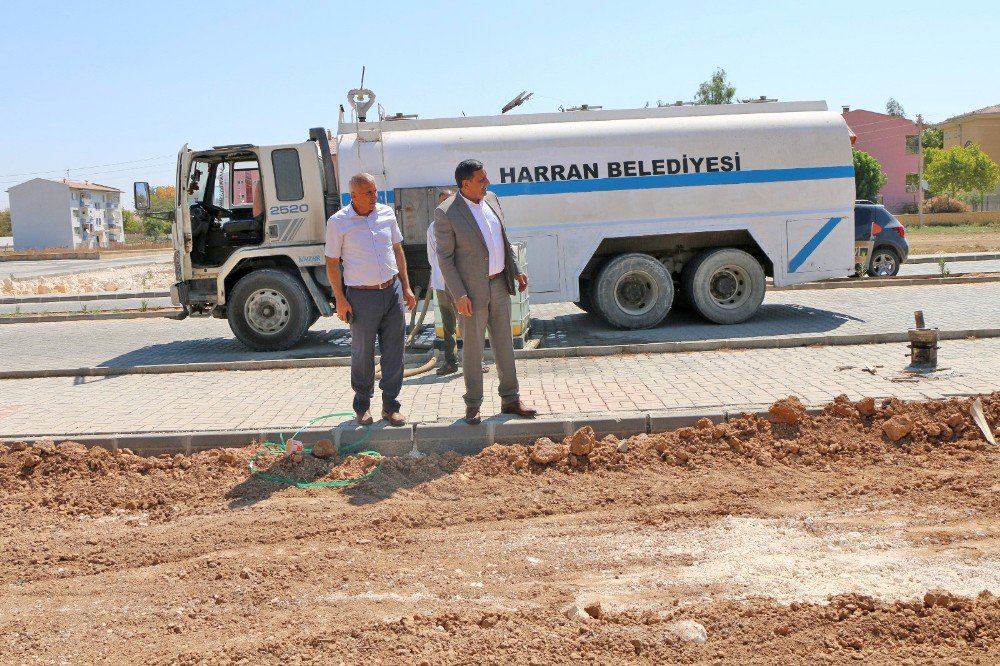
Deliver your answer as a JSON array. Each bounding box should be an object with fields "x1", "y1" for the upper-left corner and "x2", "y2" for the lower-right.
[
  {"x1": 681, "y1": 248, "x2": 766, "y2": 324},
  {"x1": 592, "y1": 253, "x2": 674, "y2": 329}
]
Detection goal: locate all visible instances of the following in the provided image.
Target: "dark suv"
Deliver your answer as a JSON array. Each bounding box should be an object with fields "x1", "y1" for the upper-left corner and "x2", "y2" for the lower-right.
[{"x1": 854, "y1": 201, "x2": 909, "y2": 276}]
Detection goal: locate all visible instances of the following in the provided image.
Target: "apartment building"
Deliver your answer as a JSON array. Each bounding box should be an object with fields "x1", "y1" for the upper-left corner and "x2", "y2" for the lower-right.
[{"x1": 6, "y1": 178, "x2": 123, "y2": 250}]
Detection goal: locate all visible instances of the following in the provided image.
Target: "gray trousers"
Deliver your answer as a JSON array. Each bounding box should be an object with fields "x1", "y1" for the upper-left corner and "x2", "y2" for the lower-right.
[
  {"x1": 347, "y1": 280, "x2": 405, "y2": 414},
  {"x1": 435, "y1": 288, "x2": 459, "y2": 366},
  {"x1": 459, "y1": 277, "x2": 519, "y2": 410}
]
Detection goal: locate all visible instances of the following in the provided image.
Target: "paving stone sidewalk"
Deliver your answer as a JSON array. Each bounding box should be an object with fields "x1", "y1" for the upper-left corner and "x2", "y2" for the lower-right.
[{"x1": 1, "y1": 338, "x2": 997, "y2": 439}]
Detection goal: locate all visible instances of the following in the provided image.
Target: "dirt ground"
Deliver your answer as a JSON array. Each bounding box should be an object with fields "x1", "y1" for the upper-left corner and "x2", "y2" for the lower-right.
[
  {"x1": 905, "y1": 228, "x2": 1000, "y2": 255},
  {"x1": 0, "y1": 264, "x2": 173, "y2": 296},
  {"x1": 2, "y1": 394, "x2": 1000, "y2": 665}
]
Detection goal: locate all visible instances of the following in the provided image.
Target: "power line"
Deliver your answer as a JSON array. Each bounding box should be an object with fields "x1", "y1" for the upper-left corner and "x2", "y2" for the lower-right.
[
  {"x1": 1, "y1": 161, "x2": 175, "y2": 186},
  {"x1": 0, "y1": 154, "x2": 173, "y2": 179}
]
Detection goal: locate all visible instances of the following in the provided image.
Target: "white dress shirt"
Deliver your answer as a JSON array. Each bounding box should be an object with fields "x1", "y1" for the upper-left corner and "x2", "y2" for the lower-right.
[
  {"x1": 461, "y1": 193, "x2": 505, "y2": 276},
  {"x1": 324, "y1": 202, "x2": 403, "y2": 286},
  {"x1": 426, "y1": 222, "x2": 446, "y2": 291}
]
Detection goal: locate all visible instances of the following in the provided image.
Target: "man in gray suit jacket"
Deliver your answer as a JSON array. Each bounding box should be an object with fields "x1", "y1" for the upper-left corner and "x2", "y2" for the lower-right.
[{"x1": 433, "y1": 159, "x2": 538, "y2": 424}]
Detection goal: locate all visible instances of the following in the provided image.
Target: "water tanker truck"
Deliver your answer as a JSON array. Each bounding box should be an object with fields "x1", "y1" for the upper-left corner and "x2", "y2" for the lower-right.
[{"x1": 136, "y1": 93, "x2": 855, "y2": 350}]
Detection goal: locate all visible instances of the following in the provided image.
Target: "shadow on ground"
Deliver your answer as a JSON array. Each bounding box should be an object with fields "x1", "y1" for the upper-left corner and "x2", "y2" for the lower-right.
[
  {"x1": 97, "y1": 328, "x2": 354, "y2": 368},
  {"x1": 535, "y1": 303, "x2": 866, "y2": 347}
]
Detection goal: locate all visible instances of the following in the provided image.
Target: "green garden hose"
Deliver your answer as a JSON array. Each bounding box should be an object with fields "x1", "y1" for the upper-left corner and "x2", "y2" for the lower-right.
[{"x1": 249, "y1": 411, "x2": 382, "y2": 488}]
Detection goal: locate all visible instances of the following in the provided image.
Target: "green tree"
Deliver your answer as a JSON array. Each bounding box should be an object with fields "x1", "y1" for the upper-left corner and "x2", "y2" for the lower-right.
[
  {"x1": 0, "y1": 208, "x2": 11, "y2": 236},
  {"x1": 694, "y1": 68, "x2": 736, "y2": 105},
  {"x1": 853, "y1": 149, "x2": 887, "y2": 202},
  {"x1": 139, "y1": 185, "x2": 175, "y2": 237},
  {"x1": 122, "y1": 209, "x2": 141, "y2": 234},
  {"x1": 886, "y1": 98, "x2": 905, "y2": 117},
  {"x1": 148, "y1": 185, "x2": 175, "y2": 215},
  {"x1": 924, "y1": 144, "x2": 1000, "y2": 198},
  {"x1": 921, "y1": 127, "x2": 943, "y2": 150}
]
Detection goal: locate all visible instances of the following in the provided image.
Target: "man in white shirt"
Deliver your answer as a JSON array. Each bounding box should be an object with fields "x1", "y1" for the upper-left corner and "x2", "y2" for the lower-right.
[
  {"x1": 325, "y1": 173, "x2": 416, "y2": 426},
  {"x1": 427, "y1": 189, "x2": 489, "y2": 377},
  {"x1": 433, "y1": 160, "x2": 537, "y2": 424}
]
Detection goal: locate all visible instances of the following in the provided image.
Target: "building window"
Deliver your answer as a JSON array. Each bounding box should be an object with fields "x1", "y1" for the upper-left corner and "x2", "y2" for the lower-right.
[{"x1": 905, "y1": 136, "x2": 919, "y2": 155}]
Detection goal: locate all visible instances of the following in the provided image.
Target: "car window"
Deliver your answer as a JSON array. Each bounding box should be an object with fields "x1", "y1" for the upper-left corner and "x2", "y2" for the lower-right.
[
  {"x1": 875, "y1": 208, "x2": 899, "y2": 227},
  {"x1": 853, "y1": 207, "x2": 873, "y2": 241}
]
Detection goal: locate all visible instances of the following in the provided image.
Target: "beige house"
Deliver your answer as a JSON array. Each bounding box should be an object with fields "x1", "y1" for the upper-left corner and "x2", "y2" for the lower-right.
[{"x1": 939, "y1": 104, "x2": 1000, "y2": 163}]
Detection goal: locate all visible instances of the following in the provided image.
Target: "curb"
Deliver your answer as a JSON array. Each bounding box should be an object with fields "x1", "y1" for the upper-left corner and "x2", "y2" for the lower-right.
[
  {"x1": 516, "y1": 327, "x2": 1000, "y2": 360},
  {"x1": 907, "y1": 252, "x2": 1000, "y2": 264},
  {"x1": 3, "y1": 328, "x2": 999, "y2": 380},
  {"x1": 0, "y1": 350, "x2": 435, "y2": 380},
  {"x1": 0, "y1": 309, "x2": 180, "y2": 325},
  {"x1": 0, "y1": 290, "x2": 170, "y2": 305},
  {"x1": 0, "y1": 405, "x2": 820, "y2": 457},
  {"x1": 772, "y1": 273, "x2": 1000, "y2": 291}
]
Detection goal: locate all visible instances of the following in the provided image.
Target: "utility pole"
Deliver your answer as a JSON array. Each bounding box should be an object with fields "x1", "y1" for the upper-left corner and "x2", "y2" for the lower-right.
[{"x1": 917, "y1": 114, "x2": 925, "y2": 228}]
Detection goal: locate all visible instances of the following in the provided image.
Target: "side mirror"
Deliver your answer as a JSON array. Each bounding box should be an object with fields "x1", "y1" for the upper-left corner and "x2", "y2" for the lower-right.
[{"x1": 134, "y1": 182, "x2": 151, "y2": 210}]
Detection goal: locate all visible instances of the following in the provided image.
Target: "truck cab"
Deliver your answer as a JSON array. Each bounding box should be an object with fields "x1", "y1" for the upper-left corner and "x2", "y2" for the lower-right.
[{"x1": 137, "y1": 129, "x2": 341, "y2": 351}]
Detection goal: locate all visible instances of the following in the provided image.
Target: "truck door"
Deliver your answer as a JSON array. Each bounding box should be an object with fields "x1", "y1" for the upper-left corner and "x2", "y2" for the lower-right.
[
  {"x1": 176, "y1": 144, "x2": 193, "y2": 279},
  {"x1": 256, "y1": 144, "x2": 325, "y2": 247}
]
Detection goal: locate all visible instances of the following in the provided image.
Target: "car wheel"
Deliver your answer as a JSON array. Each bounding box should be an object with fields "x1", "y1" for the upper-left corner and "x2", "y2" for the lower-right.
[{"x1": 867, "y1": 246, "x2": 901, "y2": 277}]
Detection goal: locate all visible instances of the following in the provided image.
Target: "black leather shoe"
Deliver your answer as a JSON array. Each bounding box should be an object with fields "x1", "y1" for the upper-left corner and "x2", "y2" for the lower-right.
[
  {"x1": 436, "y1": 363, "x2": 459, "y2": 376},
  {"x1": 465, "y1": 407, "x2": 481, "y2": 425},
  {"x1": 500, "y1": 401, "x2": 537, "y2": 418}
]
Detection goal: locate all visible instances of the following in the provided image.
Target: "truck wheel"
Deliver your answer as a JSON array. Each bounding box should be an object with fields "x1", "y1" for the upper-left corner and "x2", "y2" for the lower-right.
[
  {"x1": 682, "y1": 248, "x2": 765, "y2": 324},
  {"x1": 593, "y1": 253, "x2": 674, "y2": 329},
  {"x1": 228, "y1": 269, "x2": 312, "y2": 351},
  {"x1": 867, "y1": 246, "x2": 901, "y2": 277}
]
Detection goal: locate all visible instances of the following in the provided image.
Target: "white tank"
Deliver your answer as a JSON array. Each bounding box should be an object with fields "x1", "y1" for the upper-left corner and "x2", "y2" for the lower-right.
[{"x1": 337, "y1": 101, "x2": 855, "y2": 315}]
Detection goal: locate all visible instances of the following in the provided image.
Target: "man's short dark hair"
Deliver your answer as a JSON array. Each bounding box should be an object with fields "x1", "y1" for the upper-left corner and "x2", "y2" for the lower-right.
[{"x1": 455, "y1": 159, "x2": 484, "y2": 187}]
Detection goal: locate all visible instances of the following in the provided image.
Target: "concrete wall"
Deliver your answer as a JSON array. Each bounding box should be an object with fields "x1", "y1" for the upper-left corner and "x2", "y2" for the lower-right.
[
  {"x1": 843, "y1": 109, "x2": 920, "y2": 213},
  {"x1": 9, "y1": 179, "x2": 73, "y2": 250}
]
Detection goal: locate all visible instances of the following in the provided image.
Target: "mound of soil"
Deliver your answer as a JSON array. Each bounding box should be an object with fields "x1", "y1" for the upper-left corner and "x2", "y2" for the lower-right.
[{"x1": 2, "y1": 393, "x2": 999, "y2": 664}]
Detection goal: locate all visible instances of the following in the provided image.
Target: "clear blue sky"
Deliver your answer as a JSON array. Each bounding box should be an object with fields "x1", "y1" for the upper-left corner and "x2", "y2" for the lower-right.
[{"x1": 1, "y1": 0, "x2": 993, "y2": 209}]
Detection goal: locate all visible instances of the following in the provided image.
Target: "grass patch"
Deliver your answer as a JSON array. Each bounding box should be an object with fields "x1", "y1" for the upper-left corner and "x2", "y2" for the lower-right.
[{"x1": 905, "y1": 224, "x2": 1000, "y2": 236}]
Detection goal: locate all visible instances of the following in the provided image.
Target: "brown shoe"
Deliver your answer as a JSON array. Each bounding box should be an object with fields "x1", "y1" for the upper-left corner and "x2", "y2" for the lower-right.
[
  {"x1": 465, "y1": 406, "x2": 481, "y2": 425},
  {"x1": 482, "y1": 365, "x2": 490, "y2": 373},
  {"x1": 500, "y1": 401, "x2": 537, "y2": 418},
  {"x1": 356, "y1": 410, "x2": 374, "y2": 425},
  {"x1": 381, "y1": 410, "x2": 406, "y2": 427}
]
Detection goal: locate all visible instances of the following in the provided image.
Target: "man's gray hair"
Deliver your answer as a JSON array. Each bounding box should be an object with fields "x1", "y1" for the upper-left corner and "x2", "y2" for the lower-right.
[
  {"x1": 349, "y1": 172, "x2": 378, "y2": 190},
  {"x1": 437, "y1": 188, "x2": 455, "y2": 199}
]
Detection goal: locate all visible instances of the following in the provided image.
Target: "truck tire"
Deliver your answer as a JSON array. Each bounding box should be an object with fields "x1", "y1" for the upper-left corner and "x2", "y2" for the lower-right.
[
  {"x1": 228, "y1": 269, "x2": 313, "y2": 351},
  {"x1": 592, "y1": 253, "x2": 674, "y2": 329},
  {"x1": 681, "y1": 248, "x2": 766, "y2": 324}
]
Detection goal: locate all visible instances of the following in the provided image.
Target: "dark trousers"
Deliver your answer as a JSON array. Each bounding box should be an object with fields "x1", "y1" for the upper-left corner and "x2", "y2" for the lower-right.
[
  {"x1": 435, "y1": 288, "x2": 459, "y2": 366},
  {"x1": 347, "y1": 280, "x2": 406, "y2": 414}
]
